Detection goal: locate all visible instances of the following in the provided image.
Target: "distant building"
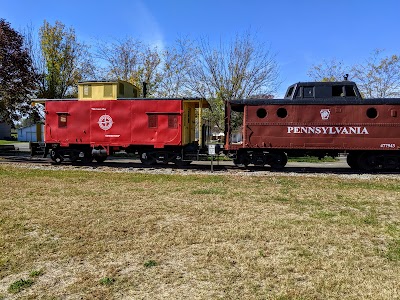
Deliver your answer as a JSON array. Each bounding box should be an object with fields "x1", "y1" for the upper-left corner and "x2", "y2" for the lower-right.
[
  {"x1": 210, "y1": 126, "x2": 242, "y2": 143},
  {"x1": 17, "y1": 123, "x2": 44, "y2": 142},
  {"x1": 0, "y1": 122, "x2": 11, "y2": 139}
]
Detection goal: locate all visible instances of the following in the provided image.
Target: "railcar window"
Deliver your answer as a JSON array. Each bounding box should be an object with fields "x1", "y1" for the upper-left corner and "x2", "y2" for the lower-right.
[
  {"x1": 366, "y1": 107, "x2": 378, "y2": 119},
  {"x1": 315, "y1": 86, "x2": 331, "y2": 98},
  {"x1": 148, "y1": 114, "x2": 158, "y2": 128},
  {"x1": 332, "y1": 85, "x2": 343, "y2": 97},
  {"x1": 285, "y1": 86, "x2": 294, "y2": 98},
  {"x1": 58, "y1": 114, "x2": 68, "y2": 128},
  {"x1": 345, "y1": 85, "x2": 356, "y2": 97},
  {"x1": 83, "y1": 85, "x2": 92, "y2": 98},
  {"x1": 295, "y1": 87, "x2": 302, "y2": 98},
  {"x1": 303, "y1": 87, "x2": 314, "y2": 98},
  {"x1": 104, "y1": 84, "x2": 113, "y2": 97},
  {"x1": 277, "y1": 107, "x2": 288, "y2": 118},
  {"x1": 256, "y1": 108, "x2": 267, "y2": 119},
  {"x1": 119, "y1": 83, "x2": 125, "y2": 96},
  {"x1": 168, "y1": 115, "x2": 178, "y2": 128}
]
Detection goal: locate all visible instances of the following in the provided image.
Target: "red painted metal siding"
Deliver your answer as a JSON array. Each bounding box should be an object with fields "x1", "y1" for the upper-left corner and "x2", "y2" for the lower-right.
[
  {"x1": 241, "y1": 104, "x2": 400, "y2": 151},
  {"x1": 45, "y1": 100, "x2": 183, "y2": 148}
]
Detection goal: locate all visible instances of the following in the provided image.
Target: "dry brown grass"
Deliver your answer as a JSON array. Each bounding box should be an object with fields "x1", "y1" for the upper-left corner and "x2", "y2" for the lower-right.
[{"x1": 0, "y1": 165, "x2": 399, "y2": 299}]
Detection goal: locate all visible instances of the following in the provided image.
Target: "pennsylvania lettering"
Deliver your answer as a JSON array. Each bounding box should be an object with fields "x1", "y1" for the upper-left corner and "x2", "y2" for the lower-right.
[{"x1": 287, "y1": 126, "x2": 369, "y2": 135}]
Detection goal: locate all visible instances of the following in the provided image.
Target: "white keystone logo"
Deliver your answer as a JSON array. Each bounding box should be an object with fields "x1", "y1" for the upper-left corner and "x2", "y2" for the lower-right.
[{"x1": 320, "y1": 109, "x2": 331, "y2": 120}]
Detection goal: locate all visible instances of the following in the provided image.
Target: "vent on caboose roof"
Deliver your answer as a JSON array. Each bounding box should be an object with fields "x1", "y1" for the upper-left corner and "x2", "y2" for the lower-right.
[{"x1": 77, "y1": 80, "x2": 138, "y2": 100}]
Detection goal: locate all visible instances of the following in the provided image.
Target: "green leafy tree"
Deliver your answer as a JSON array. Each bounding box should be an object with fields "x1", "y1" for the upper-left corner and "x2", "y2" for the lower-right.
[
  {"x1": 0, "y1": 19, "x2": 36, "y2": 123},
  {"x1": 38, "y1": 20, "x2": 93, "y2": 98}
]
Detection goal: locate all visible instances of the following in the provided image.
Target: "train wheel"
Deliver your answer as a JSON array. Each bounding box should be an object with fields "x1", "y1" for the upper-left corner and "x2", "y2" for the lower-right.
[
  {"x1": 383, "y1": 155, "x2": 399, "y2": 170},
  {"x1": 80, "y1": 151, "x2": 93, "y2": 164},
  {"x1": 50, "y1": 149, "x2": 63, "y2": 165},
  {"x1": 270, "y1": 152, "x2": 287, "y2": 170},
  {"x1": 346, "y1": 153, "x2": 360, "y2": 169},
  {"x1": 95, "y1": 156, "x2": 107, "y2": 163},
  {"x1": 233, "y1": 153, "x2": 250, "y2": 168},
  {"x1": 357, "y1": 152, "x2": 378, "y2": 171},
  {"x1": 140, "y1": 152, "x2": 156, "y2": 165}
]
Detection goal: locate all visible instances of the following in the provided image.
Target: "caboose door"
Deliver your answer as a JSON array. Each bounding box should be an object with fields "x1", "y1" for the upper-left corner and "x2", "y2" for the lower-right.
[{"x1": 182, "y1": 101, "x2": 196, "y2": 145}]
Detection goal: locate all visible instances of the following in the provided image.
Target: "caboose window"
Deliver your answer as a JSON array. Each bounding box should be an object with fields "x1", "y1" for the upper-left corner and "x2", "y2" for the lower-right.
[
  {"x1": 285, "y1": 86, "x2": 294, "y2": 98},
  {"x1": 366, "y1": 107, "x2": 378, "y2": 119},
  {"x1": 277, "y1": 108, "x2": 288, "y2": 118},
  {"x1": 256, "y1": 108, "x2": 267, "y2": 119},
  {"x1": 303, "y1": 87, "x2": 314, "y2": 98},
  {"x1": 168, "y1": 115, "x2": 178, "y2": 129},
  {"x1": 332, "y1": 85, "x2": 343, "y2": 97},
  {"x1": 119, "y1": 83, "x2": 125, "y2": 96},
  {"x1": 104, "y1": 84, "x2": 113, "y2": 97},
  {"x1": 148, "y1": 114, "x2": 158, "y2": 128},
  {"x1": 295, "y1": 88, "x2": 302, "y2": 98},
  {"x1": 83, "y1": 85, "x2": 92, "y2": 98},
  {"x1": 345, "y1": 85, "x2": 356, "y2": 97},
  {"x1": 58, "y1": 114, "x2": 68, "y2": 128}
]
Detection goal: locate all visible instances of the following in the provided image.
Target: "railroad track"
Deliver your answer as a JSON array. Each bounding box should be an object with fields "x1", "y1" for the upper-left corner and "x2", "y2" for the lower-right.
[{"x1": 1, "y1": 153, "x2": 399, "y2": 179}]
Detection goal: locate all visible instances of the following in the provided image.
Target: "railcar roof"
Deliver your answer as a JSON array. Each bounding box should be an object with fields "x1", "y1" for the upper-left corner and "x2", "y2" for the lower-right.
[
  {"x1": 32, "y1": 97, "x2": 210, "y2": 108},
  {"x1": 33, "y1": 97, "x2": 208, "y2": 102},
  {"x1": 229, "y1": 98, "x2": 400, "y2": 106},
  {"x1": 290, "y1": 81, "x2": 358, "y2": 86}
]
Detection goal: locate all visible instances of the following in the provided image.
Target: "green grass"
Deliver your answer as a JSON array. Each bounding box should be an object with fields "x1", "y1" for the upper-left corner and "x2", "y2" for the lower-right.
[
  {"x1": 29, "y1": 269, "x2": 44, "y2": 278},
  {"x1": 99, "y1": 277, "x2": 116, "y2": 286},
  {"x1": 287, "y1": 155, "x2": 339, "y2": 163},
  {"x1": 143, "y1": 260, "x2": 158, "y2": 268},
  {"x1": 0, "y1": 140, "x2": 20, "y2": 145},
  {"x1": 8, "y1": 279, "x2": 34, "y2": 294},
  {"x1": 0, "y1": 165, "x2": 399, "y2": 299}
]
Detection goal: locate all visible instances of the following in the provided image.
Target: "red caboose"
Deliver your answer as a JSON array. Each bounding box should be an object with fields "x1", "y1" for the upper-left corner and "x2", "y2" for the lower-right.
[
  {"x1": 225, "y1": 81, "x2": 400, "y2": 171},
  {"x1": 44, "y1": 81, "x2": 209, "y2": 165}
]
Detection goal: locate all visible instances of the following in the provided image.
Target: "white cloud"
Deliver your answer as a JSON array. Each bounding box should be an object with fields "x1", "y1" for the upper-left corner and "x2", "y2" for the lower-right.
[{"x1": 129, "y1": 1, "x2": 165, "y2": 50}]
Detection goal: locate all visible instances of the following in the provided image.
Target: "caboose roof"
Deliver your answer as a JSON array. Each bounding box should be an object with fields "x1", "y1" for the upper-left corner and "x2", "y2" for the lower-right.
[
  {"x1": 291, "y1": 81, "x2": 358, "y2": 86},
  {"x1": 229, "y1": 98, "x2": 400, "y2": 106}
]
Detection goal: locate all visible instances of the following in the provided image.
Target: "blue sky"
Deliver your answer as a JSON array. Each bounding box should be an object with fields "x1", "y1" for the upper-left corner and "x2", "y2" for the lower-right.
[{"x1": 2, "y1": 0, "x2": 400, "y2": 96}]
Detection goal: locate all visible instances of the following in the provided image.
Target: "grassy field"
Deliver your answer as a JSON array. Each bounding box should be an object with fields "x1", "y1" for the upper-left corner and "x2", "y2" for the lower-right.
[
  {"x1": 0, "y1": 140, "x2": 18, "y2": 146},
  {"x1": 0, "y1": 165, "x2": 399, "y2": 299}
]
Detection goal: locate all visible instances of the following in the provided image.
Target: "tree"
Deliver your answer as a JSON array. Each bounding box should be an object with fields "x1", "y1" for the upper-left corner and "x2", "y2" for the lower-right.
[
  {"x1": 307, "y1": 58, "x2": 349, "y2": 82},
  {"x1": 95, "y1": 37, "x2": 161, "y2": 96},
  {"x1": 308, "y1": 50, "x2": 400, "y2": 98},
  {"x1": 157, "y1": 38, "x2": 197, "y2": 98},
  {"x1": 187, "y1": 31, "x2": 280, "y2": 130},
  {"x1": 137, "y1": 45, "x2": 162, "y2": 96},
  {"x1": 96, "y1": 37, "x2": 142, "y2": 81},
  {"x1": 352, "y1": 49, "x2": 400, "y2": 98},
  {"x1": 38, "y1": 20, "x2": 93, "y2": 98},
  {"x1": 0, "y1": 19, "x2": 36, "y2": 123}
]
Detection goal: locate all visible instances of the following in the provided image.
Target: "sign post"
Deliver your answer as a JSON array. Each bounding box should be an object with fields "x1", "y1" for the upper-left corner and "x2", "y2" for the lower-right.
[{"x1": 208, "y1": 144, "x2": 216, "y2": 172}]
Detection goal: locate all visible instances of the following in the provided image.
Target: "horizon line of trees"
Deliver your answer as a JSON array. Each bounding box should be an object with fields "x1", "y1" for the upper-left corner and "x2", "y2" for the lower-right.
[{"x1": 1, "y1": 18, "x2": 400, "y2": 127}]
